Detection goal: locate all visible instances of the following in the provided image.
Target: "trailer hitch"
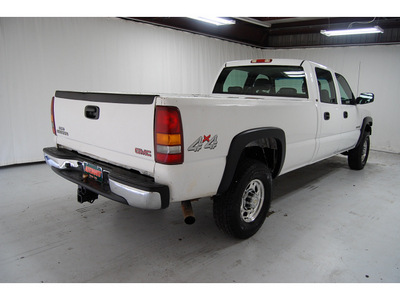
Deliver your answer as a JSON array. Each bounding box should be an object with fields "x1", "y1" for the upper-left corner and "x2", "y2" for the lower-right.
[{"x1": 77, "y1": 186, "x2": 98, "y2": 204}]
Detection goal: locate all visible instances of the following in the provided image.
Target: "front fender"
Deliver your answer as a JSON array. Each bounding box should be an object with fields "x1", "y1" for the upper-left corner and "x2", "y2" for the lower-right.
[{"x1": 355, "y1": 117, "x2": 373, "y2": 148}]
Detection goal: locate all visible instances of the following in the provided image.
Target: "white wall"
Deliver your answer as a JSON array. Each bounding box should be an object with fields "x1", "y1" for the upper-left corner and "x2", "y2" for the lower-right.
[
  {"x1": 1, "y1": 18, "x2": 399, "y2": 166},
  {"x1": 263, "y1": 45, "x2": 400, "y2": 153},
  {"x1": 0, "y1": 17, "x2": 264, "y2": 166}
]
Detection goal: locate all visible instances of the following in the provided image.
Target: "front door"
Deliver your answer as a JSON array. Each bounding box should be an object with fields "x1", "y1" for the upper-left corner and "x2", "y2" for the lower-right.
[
  {"x1": 313, "y1": 67, "x2": 343, "y2": 161},
  {"x1": 335, "y1": 73, "x2": 360, "y2": 151}
]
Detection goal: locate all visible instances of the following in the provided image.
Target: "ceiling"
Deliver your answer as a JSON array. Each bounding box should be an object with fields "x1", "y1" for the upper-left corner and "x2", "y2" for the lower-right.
[{"x1": 124, "y1": 17, "x2": 400, "y2": 48}]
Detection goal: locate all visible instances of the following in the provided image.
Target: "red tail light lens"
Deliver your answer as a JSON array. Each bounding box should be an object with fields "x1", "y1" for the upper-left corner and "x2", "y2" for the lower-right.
[
  {"x1": 155, "y1": 106, "x2": 184, "y2": 164},
  {"x1": 51, "y1": 96, "x2": 57, "y2": 135}
]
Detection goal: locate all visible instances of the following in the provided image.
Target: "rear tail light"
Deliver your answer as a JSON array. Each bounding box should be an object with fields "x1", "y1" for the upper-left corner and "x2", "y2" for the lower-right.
[
  {"x1": 51, "y1": 96, "x2": 57, "y2": 135},
  {"x1": 155, "y1": 106, "x2": 184, "y2": 164}
]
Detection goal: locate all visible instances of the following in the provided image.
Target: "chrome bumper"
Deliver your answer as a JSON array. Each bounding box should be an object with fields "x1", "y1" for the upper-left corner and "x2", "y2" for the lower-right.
[{"x1": 43, "y1": 147, "x2": 169, "y2": 209}]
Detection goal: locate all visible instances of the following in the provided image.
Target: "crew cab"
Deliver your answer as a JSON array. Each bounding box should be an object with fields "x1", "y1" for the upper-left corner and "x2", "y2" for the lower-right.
[{"x1": 43, "y1": 58, "x2": 374, "y2": 239}]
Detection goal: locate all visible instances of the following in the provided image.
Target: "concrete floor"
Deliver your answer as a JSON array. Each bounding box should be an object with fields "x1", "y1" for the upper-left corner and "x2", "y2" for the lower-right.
[{"x1": 0, "y1": 150, "x2": 399, "y2": 283}]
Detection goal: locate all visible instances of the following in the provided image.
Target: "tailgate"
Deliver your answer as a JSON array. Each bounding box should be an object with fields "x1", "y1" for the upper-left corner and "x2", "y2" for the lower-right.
[{"x1": 53, "y1": 91, "x2": 157, "y2": 176}]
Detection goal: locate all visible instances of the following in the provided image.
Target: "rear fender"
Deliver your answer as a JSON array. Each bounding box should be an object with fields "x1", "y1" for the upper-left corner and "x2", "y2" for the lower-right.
[{"x1": 217, "y1": 127, "x2": 286, "y2": 195}]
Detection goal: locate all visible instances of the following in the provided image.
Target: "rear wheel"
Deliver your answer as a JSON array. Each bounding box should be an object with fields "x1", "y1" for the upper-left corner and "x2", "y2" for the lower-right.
[
  {"x1": 348, "y1": 132, "x2": 370, "y2": 170},
  {"x1": 213, "y1": 159, "x2": 272, "y2": 239}
]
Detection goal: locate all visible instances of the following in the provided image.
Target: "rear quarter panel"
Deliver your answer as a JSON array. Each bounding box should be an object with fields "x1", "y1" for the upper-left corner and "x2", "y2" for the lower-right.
[{"x1": 155, "y1": 94, "x2": 318, "y2": 202}]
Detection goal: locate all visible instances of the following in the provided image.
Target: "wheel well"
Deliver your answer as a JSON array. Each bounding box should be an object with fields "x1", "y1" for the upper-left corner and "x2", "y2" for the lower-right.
[
  {"x1": 363, "y1": 117, "x2": 373, "y2": 135},
  {"x1": 354, "y1": 117, "x2": 373, "y2": 148},
  {"x1": 365, "y1": 124, "x2": 372, "y2": 135},
  {"x1": 239, "y1": 137, "x2": 282, "y2": 178},
  {"x1": 217, "y1": 128, "x2": 286, "y2": 195}
]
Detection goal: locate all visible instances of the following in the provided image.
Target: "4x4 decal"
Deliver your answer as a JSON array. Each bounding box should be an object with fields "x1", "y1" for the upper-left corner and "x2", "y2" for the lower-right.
[{"x1": 188, "y1": 134, "x2": 218, "y2": 152}]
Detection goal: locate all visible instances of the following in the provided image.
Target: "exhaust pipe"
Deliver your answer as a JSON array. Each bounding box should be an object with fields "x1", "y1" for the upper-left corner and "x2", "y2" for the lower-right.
[
  {"x1": 77, "y1": 186, "x2": 98, "y2": 204},
  {"x1": 181, "y1": 200, "x2": 195, "y2": 225}
]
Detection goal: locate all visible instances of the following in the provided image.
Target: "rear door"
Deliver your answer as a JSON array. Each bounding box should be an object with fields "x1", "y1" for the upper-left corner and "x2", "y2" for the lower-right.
[{"x1": 53, "y1": 91, "x2": 157, "y2": 176}]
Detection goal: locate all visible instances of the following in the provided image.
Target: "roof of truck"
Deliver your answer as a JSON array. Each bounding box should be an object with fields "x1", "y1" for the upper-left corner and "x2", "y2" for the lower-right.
[{"x1": 225, "y1": 58, "x2": 306, "y2": 67}]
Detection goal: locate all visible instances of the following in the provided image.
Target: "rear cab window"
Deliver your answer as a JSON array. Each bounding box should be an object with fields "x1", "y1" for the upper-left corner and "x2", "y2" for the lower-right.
[{"x1": 213, "y1": 66, "x2": 309, "y2": 99}]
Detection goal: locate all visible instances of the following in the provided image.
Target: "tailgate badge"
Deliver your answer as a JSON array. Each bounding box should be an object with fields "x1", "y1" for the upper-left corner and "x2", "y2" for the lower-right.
[{"x1": 56, "y1": 126, "x2": 69, "y2": 136}]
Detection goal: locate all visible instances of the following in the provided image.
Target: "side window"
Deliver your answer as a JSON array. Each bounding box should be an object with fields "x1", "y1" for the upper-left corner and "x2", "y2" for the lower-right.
[
  {"x1": 335, "y1": 73, "x2": 355, "y2": 105},
  {"x1": 315, "y1": 68, "x2": 337, "y2": 104},
  {"x1": 222, "y1": 69, "x2": 248, "y2": 93}
]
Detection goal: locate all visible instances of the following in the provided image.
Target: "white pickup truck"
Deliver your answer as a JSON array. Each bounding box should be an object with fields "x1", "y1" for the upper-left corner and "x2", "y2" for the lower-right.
[{"x1": 43, "y1": 58, "x2": 374, "y2": 239}]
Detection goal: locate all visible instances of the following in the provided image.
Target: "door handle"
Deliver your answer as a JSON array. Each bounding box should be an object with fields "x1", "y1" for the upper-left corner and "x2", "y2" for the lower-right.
[
  {"x1": 343, "y1": 111, "x2": 348, "y2": 118},
  {"x1": 85, "y1": 106, "x2": 100, "y2": 120},
  {"x1": 324, "y1": 112, "x2": 330, "y2": 120}
]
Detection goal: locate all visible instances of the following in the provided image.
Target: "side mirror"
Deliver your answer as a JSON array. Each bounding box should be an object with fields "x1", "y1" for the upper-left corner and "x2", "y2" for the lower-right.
[{"x1": 356, "y1": 92, "x2": 374, "y2": 104}]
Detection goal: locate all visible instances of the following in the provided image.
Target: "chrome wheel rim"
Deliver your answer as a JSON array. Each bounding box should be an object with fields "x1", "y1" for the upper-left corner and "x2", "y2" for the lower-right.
[
  {"x1": 361, "y1": 137, "x2": 369, "y2": 162},
  {"x1": 240, "y1": 179, "x2": 265, "y2": 223}
]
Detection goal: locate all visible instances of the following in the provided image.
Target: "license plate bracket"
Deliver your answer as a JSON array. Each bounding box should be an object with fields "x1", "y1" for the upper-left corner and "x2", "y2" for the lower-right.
[{"x1": 83, "y1": 162, "x2": 103, "y2": 182}]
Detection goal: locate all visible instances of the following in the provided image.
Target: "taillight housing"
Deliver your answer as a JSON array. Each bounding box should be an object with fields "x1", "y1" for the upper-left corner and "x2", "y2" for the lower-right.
[
  {"x1": 51, "y1": 96, "x2": 57, "y2": 135},
  {"x1": 155, "y1": 106, "x2": 184, "y2": 164}
]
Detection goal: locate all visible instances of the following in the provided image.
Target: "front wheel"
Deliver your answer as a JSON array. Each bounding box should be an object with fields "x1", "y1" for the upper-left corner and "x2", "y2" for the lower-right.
[
  {"x1": 213, "y1": 159, "x2": 272, "y2": 239},
  {"x1": 348, "y1": 132, "x2": 370, "y2": 170}
]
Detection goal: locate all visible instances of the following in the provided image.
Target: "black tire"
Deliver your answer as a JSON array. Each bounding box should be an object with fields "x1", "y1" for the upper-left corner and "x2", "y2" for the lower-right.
[
  {"x1": 348, "y1": 132, "x2": 370, "y2": 170},
  {"x1": 213, "y1": 159, "x2": 272, "y2": 239}
]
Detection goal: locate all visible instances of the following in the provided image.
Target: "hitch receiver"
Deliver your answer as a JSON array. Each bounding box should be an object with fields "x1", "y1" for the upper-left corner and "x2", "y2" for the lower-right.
[{"x1": 77, "y1": 186, "x2": 98, "y2": 204}]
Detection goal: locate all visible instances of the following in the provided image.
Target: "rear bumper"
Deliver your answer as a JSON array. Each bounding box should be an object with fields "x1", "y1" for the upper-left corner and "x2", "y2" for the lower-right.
[{"x1": 43, "y1": 147, "x2": 169, "y2": 209}]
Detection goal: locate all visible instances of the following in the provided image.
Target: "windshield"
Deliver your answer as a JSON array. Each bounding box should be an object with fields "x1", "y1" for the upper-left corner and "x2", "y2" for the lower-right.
[{"x1": 213, "y1": 65, "x2": 308, "y2": 99}]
